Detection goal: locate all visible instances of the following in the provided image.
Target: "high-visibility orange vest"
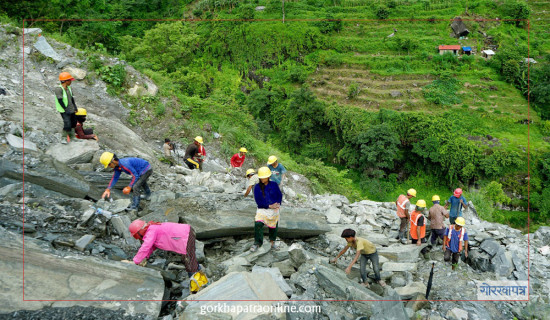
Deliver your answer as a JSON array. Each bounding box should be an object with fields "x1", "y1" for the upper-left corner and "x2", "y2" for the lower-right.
[
  {"x1": 409, "y1": 210, "x2": 426, "y2": 240},
  {"x1": 396, "y1": 194, "x2": 410, "y2": 218},
  {"x1": 444, "y1": 225, "x2": 466, "y2": 252}
]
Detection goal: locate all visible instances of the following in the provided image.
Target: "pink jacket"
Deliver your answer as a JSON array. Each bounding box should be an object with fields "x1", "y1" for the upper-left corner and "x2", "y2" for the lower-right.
[{"x1": 133, "y1": 223, "x2": 191, "y2": 264}]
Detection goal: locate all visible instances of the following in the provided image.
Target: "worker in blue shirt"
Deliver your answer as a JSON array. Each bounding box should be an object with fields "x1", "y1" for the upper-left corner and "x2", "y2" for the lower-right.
[
  {"x1": 445, "y1": 188, "x2": 468, "y2": 225},
  {"x1": 267, "y1": 155, "x2": 287, "y2": 186},
  {"x1": 99, "y1": 152, "x2": 152, "y2": 212}
]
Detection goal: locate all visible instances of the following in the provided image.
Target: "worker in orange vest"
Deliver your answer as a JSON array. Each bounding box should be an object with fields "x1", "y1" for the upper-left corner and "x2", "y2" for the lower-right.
[
  {"x1": 395, "y1": 188, "x2": 416, "y2": 243},
  {"x1": 409, "y1": 199, "x2": 427, "y2": 246},
  {"x1": 443, "y1": 217, "x2": 469, "y2": 270}
]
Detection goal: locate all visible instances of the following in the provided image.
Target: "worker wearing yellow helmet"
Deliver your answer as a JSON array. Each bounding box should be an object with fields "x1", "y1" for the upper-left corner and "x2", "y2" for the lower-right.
[
  {"x1": 231, "y1": 147, "x2": 247, "y2": 168},
  {"x1": 243, "y1": 168, "x2": 259, "y2": 197},
  {"x1": 428, "y1": 195, "x2": 449, "y2": 246},
  {"x1": 395, "y1": 188, "x2": 416, "y2": 243},
  {"x1": 55, "y1": 72, "x2": 77, "y2": 144},
  {"x1": 409, "y1": 199, "x2": 427, "y2": 246},
  {"x1": 250, "y1": 167, "x2": 282, "y2": 252},
  {"x1": 74, "y1": 108, "x2": 98, "y2": 141},
  {"x1": 267, "y1": 155, "x2": 287, "y2": 187},
  {"x1": 183, "y1": 136, "x2": 205, "y2": 171},
  {"x1": 99, "y1": 152, "x2": 153, "y2": 212},
  {"x1": 443, "y1": 217, "x2": 469, "y2": 270}
]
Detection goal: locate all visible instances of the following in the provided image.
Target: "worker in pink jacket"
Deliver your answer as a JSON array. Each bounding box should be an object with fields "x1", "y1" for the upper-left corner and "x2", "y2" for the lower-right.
[{"x1": 126, "y1": 220, "x2": 200, "y2": 276}]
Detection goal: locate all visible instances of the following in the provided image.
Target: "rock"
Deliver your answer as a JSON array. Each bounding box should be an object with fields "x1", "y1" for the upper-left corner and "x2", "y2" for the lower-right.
[
  {"x1": 0, "y1": 228, "x2": 164, "y2": 317},
  {"x1": 6, "y1": 133, "x2": 39, "y2": 152},
  {"x1": 378, "y1": 244, "x2": 427, "y2": 262},
  {"x1": 479, "y1": 238, "x2": 502, "y2": 258},
  {"x1": 33, "y1": 35, "x2": 63, "y2": 61},
  {"x1": 390, "y1": 90, "x2": 402, "y2": 97},
  {"x1": 80, "y1": 208, "x2": 95, "y2": 225},
  {"x1": 255, "y1": 6, "x2": 266, "y2": 11},
  {"x1": 382, "y1": 262, "x2": 417, "y2": 272},
  {"x1": 252, "y1": 265, "x2": 293, "y2": 296},
  {"x1": 183, "y1": 272, "x2": 288, "y2": 319},
  {"x1": 0, "y1": 158, "x2": 92, "y2": 199},
  {"x1": 391, "y1": 276, "x2": 407, "y2": 287},
  {"x1": 128, "y1": 84, "x2": 148, "y2": 97},
  {"x1": 62, "y1": 66, "x2": 87, "y2": 80},
  {"x1": 75, "y1": 234, "x2": 96, "y2": 251},
  {"x1": 195, "y1": 240, "x2": 205, "y2": 263},
  {"x1": 447, "y1": 307, "x2": 469, "y2": 320},
  {"x1": 150, "y1": 190, "x2": 176, "y2": 204},
  {"x1": 174, "y1": 166, "x2": 193, "y2": 175},
  {"x1": 539, "y1": 246, "x2": 550, "y2": 256},
  {"x1": 109, "y1": 216, "x2": 140, "y2": 247},
  {"x1": 180, "y1": 205, "x2": 330, "y2": 239},
  {"x1": 288, "y1": 243, "x2": 308, "y2": 268},
  {"x1": 325, "y1": 207, "x2": 341, "y2": 224},
  {"x1": 492, "y1": 251, "x2": 514, "y2": 277},
  {"x1": 534, "y1": 226, "x2": 550, "y2": 244},
  {"x1": 24, "y1": 28, "x2": 42, "y2": 34},
  {"x1": 467, "y1": 249, "x2": 492, "y2": 272},
  {"x1": 46, "y1": 140, "x2": 100, "y2": 164},
  {"x1": 371, "y1": 289, "x2": 408, "y2": 320},
  {"x1": 104, "y1": 199, "x2": 132, "y2": 213},
  {"x1": 406, "y1": 294, "x2": 430, "y2": 311},
  {"x1": 395, "y1": 281, "x2": 427, "y2": 300},
  {"x1": 273, "y1": 260, "x2": 296, "y2": 277}
]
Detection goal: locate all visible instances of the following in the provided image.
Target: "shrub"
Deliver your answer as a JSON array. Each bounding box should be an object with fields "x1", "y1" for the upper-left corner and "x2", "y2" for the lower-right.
[
  {"x1": 347, "y1": 82, "x2": 360, "y2": 99},
  {"x1": 423, "y1": 77, "x2": 461, "y2": 106},
  {"x1": 375, "y1": 6, "x2": 390, "y2": 19}
]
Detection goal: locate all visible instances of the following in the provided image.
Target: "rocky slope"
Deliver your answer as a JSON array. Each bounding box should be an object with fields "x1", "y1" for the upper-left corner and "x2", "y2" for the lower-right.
[{"x1": 0, "y1": 24, "x2": 549, "y2": 320}]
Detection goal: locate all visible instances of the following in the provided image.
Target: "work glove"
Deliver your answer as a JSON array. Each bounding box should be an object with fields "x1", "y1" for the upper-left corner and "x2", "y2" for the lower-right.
[
  {"x1": 123, "y1": 186, "x2": 132, "y2": 195},
  {"x1": 102, "y1": 189, "x2": 111, "y2": 199}
]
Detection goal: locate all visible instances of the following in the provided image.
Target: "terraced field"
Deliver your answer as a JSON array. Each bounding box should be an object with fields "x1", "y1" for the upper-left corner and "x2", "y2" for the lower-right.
[{"x1": 528, "y1": 0, "x2": 550, "y2": 55}]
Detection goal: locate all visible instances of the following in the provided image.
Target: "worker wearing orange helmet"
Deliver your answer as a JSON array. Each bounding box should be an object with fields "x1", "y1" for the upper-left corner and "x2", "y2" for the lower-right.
[
  {"x1": 99, "y1": 152, "x2": 153, "y2": 212},
  {"x1": 55, "y1": 72, "x2": 78, "y2": 144},
  {"x1": 125, "y1": 219, "x2": 201, "y2": 277}
]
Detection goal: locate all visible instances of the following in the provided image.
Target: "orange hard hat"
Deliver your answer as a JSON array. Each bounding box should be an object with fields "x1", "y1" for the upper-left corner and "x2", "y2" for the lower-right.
[
  {"x1": 129, "y1": 219, "x2": 146, "y2": 239},
  {"x1": 59, "y1": 72, "x2": 75, "y2": 81}
]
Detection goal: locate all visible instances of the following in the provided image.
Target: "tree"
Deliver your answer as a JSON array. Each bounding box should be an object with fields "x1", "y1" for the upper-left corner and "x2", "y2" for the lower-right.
[{"x1": 355, "y1": 123, "x2": 400, "y2": 172}]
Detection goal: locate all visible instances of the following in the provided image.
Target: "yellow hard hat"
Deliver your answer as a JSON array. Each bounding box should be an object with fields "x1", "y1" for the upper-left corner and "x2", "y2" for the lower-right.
[
  {"x1": 75, "y1": 108, "x2": 87, "y2": 116},
  {"x1": 416, "y1": 199, "x2": 427, "y2": 208},
  {"x1": 455, "y1": 217, "x2": 466, "y2": 226},
  {"x1": 240, "y1": 147, "x2": 248, "y2": 153},
  {"x1": 195, "y1": 136, "x2": 204, "y2": 144},
  {"x1": 267, "y1": 155, "x2": 277, "y2": 165},
  {"x1": 257, "y1": 166, "x2": 272, "y2": 179},
  {"x1": 432, "y1": 195, "x2": 440, "y2": 202},
  {"x1": 245, "y1": 169, "x2": 255, "y2": 177},
  {"x1": 407, "y1": 188, "x2": 417, "y2": 197},
  {"x1": 100, "y1": 152, "x2": 114, "y2": 168}
]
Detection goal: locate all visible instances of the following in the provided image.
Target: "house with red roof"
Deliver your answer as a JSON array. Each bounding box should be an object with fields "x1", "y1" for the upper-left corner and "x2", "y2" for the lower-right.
[{"x1": 438, "y1": 45, "x2": 461, "y2": 55}]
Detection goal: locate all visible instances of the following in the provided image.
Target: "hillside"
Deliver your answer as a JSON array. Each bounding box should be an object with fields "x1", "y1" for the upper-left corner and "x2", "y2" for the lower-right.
[{"x1": 1, "y1": 0, "x2": 549, "y2": 227}]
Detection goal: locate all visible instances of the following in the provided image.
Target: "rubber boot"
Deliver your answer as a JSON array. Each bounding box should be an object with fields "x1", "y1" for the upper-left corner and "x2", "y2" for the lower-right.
[{"x1": 126, "y1": 195, "x2": 140, "y2": 212}]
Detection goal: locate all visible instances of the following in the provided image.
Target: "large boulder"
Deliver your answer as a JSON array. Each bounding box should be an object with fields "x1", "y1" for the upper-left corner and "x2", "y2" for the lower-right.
[
  {"x1": 183, "y1": 272, "x2": 288, "y2": 319},
  {"x1": 0, "y1": 157, "x2": 91, "y2": 199},
  {"x1": 252, "y1": 265, "x2": 293, "y2": 296},
  {"x1": 0, "y1": 228, "x2": 165, "y2": 317},
  {"x1": 395, "y1": 281, "x2": 427, "y2": 300},
  {"x1": 179, "y1": 204, "x2": 330, "y2": 239},
  {"x1": 378, "y1": 244, "x2": 427, "y2": 262},
  {"x1": 534, "y1": 226, "x2": 550, "y2": 244},
  {"x1": 6, "y1": 133, "x2": 39, "y2": 152},
  {"x1": 46, "y1": 140, "x2": 100, "y2": 164}
]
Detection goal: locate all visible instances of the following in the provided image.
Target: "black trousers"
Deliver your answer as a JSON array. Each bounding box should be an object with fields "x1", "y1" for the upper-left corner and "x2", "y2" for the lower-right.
[
  {"x1": 60, "y1": 112, "x2": 77, "y2": 132},
  {"x1": 444, "y1": 249, "x2": 460, "y2": 264},
  {"x1": 133, "y1": 169, "x2": 152, "y2": 197}
]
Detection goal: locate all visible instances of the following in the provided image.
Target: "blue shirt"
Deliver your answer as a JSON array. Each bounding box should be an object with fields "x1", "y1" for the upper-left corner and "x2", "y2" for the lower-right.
[
  {"x1": 447, "y1": 195, "x2": 467, "y2": 217},
  {"x1": 108, "y1": 157, "x2": 151, "y2": 189},
  {"x1": 253, "y1": 181, "x2": 283, "y2": 209},
  {"x1": 267, "y1": 163, "x2": 287, "y2": 185},
  {"x1": 444, "y1": 227, "x2": 469, "y2": 253}
]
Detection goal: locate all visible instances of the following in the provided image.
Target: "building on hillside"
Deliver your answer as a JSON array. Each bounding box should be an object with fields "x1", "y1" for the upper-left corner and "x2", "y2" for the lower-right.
[
  {"x1": 482, "y1": 49, "x2": 495, "y2": 59},
  {"x1": 438, "y1": 45, "x2": 461, "y2": 55},
  {"x1": 461, "y1": 46, "x2": 472, "y2": 55}
]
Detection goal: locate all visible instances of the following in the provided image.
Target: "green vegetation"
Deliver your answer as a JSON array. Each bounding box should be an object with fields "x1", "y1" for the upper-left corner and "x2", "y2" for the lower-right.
[{"x1": 2, "y1": 0, "x2": 549, "y2": 228}]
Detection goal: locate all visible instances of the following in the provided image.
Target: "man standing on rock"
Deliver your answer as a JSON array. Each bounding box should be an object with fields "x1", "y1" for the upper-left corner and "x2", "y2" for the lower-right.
[
  {"x1": 54, "y1": 72, "x2": 77, "y2": 144},
  {"x1": 332, "y1": 228, "x2": 386, "y2": 288},
  {"x1": 99, "y1": 152, "x2": 152, "y2": 212},
  {"x1": 445, "y1": 188, "x2": 469, "y2": 225},
  {"x1": 251, "y1": 167, "x2": 282, "y2": 252},
  {"x1": 267, "y1": 155, "x2": 286, "y2": 187},
  {"x1": 428, "y1": 195, "x2": 449, "y2": 246},
  {"x1": 443, "y1": 217, "x2": 469, "y2": 270},
  {"x1": 183, "y1": 136, "x2": 203, "y2": 170},
  {"x1": 409, "y1": 199, "x2": 427, "y2": 246},
  {"x1": 395, "y1": 188, "x2": 416, "y2": 243},
  {"x1": 244, "y1": 168, "x2": 259, "y2": 197},
  {"x1": 163, "y1": 138, "x2": 174, "y2": 166}
]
